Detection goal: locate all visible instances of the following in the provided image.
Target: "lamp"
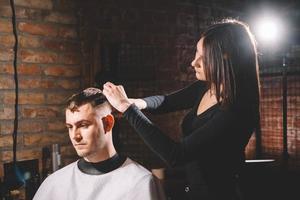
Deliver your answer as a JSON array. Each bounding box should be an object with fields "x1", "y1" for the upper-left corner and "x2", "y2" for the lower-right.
[
  {"x1": 255, "y1": 17, "x2": 281, "y2": 44},
  {"x1": 252, "y1": 14, "x2": 289, "y2": 167}
]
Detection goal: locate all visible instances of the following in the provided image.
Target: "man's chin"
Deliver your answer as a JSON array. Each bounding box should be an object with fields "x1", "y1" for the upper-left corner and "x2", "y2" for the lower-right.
[{"x1": 76, "y1": 150, "x2": 90, "y2": 158}]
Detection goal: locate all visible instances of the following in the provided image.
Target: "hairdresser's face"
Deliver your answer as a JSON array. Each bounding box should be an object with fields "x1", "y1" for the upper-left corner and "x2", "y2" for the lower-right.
[
  {"x1": 65, "y1": 103, "x2": 107, "y2": 160},
  {"x1": 191, "y1": 38, "x2": 206, "y2": 81}
]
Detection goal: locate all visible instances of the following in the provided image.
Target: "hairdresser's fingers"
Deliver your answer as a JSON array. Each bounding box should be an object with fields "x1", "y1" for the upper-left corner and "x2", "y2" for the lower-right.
[
  {"x1": 104, "y1": 85, "x2": 119, "y2": 97},
  {"x1": 118, "y1": 85, "x2": 126, "y2": 94},
  {"x1": 104, "y1": 81, "x2": 114, "y2": 86},
  {"x1": 118, "y1": 85, "x2": 128, "y2": 99},
  {"x1": 103, "y1": 83, "x2": 117, "y2": 94},
  {"x1": 103, "y1": 84, "x2": 124, "y2": 99},
  {"x1": 102, "y1": 86, "x2": 111, "y2": 97},
  {"x1": 103, "y1": 82, "x2": 116, "y2": 89},
  {"x1": 102, "y1": 87, "x2": 109, "y2": 98},
  {"x1": 116, "y1": 84, "x2": 123, "y2": 89},
  {"x1": 103, "y1": 84, "x2": 111, "y2": 91},
  {"x1": 103, "y1": 86, "x2": 131, "y2": 113}
]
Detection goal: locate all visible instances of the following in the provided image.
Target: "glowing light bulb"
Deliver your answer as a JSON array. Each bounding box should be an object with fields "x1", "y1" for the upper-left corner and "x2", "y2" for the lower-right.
[{"x1": 256, "y1": 18, "x2": 280, "y2": 43}]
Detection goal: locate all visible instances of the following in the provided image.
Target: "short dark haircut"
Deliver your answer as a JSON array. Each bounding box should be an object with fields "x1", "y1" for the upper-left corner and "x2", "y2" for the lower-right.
[
  {"x1": 66, "y1": 87, "x2": 121, "y2": 150},
  {"x1": 66, "y1": 87, "x2": 107, "y2": 112}
]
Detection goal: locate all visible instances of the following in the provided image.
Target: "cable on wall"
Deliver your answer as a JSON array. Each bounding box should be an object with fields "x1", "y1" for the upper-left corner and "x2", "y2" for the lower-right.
[{"x1": 9, "y1": 0, "x2": 24, "y2": 189}]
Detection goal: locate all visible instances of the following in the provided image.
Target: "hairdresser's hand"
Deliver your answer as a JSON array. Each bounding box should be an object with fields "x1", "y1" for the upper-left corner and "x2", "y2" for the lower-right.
[{"x1": 103, "y1": 82, "x2": 132, "y2": 113}]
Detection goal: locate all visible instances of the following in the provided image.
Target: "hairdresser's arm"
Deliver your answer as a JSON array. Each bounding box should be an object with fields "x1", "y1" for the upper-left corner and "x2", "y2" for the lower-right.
[
  {"x1": 123, "y1": 104, "x2": 245, "y2": 167},
  {"x1": 130, "y1": 81, "x2": 207, "y2": 114},
  {"x1": 103, "y1": 82, "x2": 242, "y2": 166}
]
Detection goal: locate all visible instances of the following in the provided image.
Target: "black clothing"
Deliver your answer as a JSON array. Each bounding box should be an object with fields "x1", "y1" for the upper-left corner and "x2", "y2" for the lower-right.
[
  {"x1": 77, "y1": 154, "x2": 126, "y2": 175},
  {"x1": 123, "y1": 81, "x2": 254, "y2": 200}
]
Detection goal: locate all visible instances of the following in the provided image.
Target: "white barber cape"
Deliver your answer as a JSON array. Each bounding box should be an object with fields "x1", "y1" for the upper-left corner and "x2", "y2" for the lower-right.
[{"x1": 33, "y1": 158, "x2": 166, "y2": 200}]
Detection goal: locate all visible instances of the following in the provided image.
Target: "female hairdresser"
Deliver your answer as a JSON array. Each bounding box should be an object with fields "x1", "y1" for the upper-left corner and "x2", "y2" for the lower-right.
[{"x1": 103, "y1": 19, "x2": 260, "y2": 200}]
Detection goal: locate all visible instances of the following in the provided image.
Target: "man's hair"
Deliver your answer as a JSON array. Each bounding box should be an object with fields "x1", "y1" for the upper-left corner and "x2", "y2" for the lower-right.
[{"x1": 66, "y1": 87, "x2": 107, "y2": 112}]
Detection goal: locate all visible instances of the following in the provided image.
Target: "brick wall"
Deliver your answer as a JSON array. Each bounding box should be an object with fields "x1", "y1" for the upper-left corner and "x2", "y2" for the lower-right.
[
  {"x1": 258, "y1": 46, "x2": 300, "y2": 170},
  {"x1": 0, "y1": 0, "x2": 83, "y2": 177}
]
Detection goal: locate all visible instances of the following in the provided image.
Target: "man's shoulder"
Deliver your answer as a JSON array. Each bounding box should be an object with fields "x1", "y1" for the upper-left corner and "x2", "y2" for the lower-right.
[
  {"x1": 121, "y1": 158, "x2": 167, "y2": 200},
  {"x1": 123, "y1": 158, "x2": 151, "y2": 174},
  {"x1": 44, "y1": 160, "x2": 77, "y2": 181},
  {"x1": 122, "y1": 157, "x2": 152, "y2": 177}
]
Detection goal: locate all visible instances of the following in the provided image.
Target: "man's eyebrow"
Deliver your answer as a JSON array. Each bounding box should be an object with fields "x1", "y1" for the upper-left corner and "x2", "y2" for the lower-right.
[
  {"x1": 75, "y1": 120, "x2": 92, "y2": 126},
  {"x1": 65, "y1": 120, "x2": 92, "y2": 126}
]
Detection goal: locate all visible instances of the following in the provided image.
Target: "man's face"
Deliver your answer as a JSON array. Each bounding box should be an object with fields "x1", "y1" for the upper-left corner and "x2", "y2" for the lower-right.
[{"x1": 65, "y1": 103, "x2": 107, "y2": 160}]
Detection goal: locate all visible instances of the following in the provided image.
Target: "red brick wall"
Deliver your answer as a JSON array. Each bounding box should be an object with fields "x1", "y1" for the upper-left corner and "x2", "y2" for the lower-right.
[
  {"x1": 258, "y1": 71, "x2": 300, "y2": 170},
  {"x1": 245, "y1": 46, "x2": 300, "y2": 170},
  {"x1": 0, "y1": 0, "x2": 83, "y2": 176}
]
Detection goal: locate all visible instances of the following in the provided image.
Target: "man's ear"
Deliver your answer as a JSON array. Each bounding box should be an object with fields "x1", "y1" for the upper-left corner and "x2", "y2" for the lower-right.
[{"x1": 102, "y1": 114, "x2": 115, "y2": 133}]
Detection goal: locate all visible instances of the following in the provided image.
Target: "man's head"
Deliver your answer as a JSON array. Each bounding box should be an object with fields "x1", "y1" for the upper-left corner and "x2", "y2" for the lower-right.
[{"x1": 65, "y1": 88, "x2": 116, "y2": 162}]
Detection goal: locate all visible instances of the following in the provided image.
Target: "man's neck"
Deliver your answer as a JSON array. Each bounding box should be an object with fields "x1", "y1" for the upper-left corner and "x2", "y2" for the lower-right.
[
  {"x1": 78, "y1": 153, "x2": 126, "y2": 175},
  {"x1": 84, "y1": 144, "x2": 116, "y2": 163}
]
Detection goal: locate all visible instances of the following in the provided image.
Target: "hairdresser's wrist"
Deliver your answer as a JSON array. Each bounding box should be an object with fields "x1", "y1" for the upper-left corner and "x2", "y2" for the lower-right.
[
  {"x1": 128, "y1": 98, "x2": 147, "y2": 110},
  {"x1": 119, "y1": 100, "x2": 133, "y2": 113}
]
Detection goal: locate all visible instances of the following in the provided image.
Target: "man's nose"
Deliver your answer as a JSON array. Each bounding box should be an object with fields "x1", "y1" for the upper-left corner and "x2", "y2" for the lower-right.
[{"x1": 73, "y1": 130, "x2": 82, "y2": 143}]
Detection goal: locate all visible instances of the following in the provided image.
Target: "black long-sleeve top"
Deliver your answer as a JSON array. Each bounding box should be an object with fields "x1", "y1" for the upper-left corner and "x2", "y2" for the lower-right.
[{"x1": 123, "y1": 81, "x2": 254, "y2": 200}]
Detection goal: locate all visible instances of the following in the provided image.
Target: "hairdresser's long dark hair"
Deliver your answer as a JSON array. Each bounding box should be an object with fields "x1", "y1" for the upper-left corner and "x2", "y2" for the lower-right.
[{"x1": 201, "y1": 19, "x2": 260, "y2": 128}]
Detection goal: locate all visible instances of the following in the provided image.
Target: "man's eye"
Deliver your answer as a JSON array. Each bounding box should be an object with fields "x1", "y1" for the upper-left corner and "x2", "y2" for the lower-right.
[{"x1": 81, "y1": 124, "x2": 89, "y2": 128}]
